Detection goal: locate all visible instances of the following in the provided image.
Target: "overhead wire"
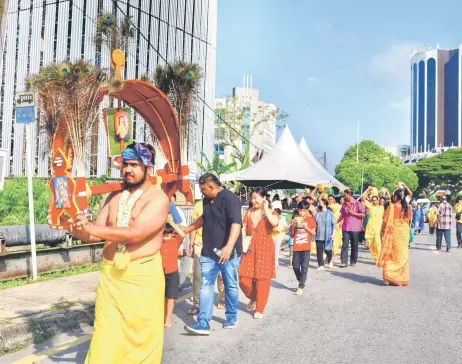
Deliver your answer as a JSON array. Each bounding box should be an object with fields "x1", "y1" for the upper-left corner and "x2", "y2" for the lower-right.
[
  {"x1": 110, "y1": 0, "x2": 262, "y2": 152},
  {"x1": 9, "y1": 0, "x2": 262, "y2": 152},
  {"x1": 116, "y1": 0, "x2": 214, "y2": 47}
]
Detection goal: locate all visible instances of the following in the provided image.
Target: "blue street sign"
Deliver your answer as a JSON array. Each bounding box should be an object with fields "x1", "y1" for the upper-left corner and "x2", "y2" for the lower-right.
[{"x1": 16, "y1": 106, "x2": 36, "y2": 124}]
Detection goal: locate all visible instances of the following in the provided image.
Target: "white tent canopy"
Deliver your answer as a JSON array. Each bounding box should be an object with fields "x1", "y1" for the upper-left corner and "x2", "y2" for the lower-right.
[
  {"x1": 220, "y1": 126, "x2": 331, "y2": 189},
  {"x1": 298, "y1": 137, "x2": 346, "y2": 190}
]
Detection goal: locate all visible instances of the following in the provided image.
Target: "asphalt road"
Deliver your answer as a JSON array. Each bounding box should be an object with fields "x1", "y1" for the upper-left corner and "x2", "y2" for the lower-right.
[{"x1": 4, "y1": 229, "x2": 462, "y2": 364}]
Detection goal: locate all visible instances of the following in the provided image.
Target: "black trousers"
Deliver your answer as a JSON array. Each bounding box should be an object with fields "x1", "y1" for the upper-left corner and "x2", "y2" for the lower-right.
[
  {"x1": 315, "y1": 240, "x2": 333, "y2": 266},
  {"x1": 293, "y1": 250, "x2": 310, "y2": 289},
  {"x1": 341, "y1": 231, "x2": 359, "y2": 265},
  {"x1": 456, "y1": 222, "x2": 462, "y2": 246}
]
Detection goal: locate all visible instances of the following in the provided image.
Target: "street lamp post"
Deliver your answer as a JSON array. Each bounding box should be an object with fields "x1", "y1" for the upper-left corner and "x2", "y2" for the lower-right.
[{"x1": 356, "y1": 120, "x2": 360, "y2": 163}]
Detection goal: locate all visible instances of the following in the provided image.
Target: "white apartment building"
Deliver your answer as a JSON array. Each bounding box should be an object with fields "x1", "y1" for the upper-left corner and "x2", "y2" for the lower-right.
[{"x1": 215, "y1": 77, "x2": 277, "y2": 165}]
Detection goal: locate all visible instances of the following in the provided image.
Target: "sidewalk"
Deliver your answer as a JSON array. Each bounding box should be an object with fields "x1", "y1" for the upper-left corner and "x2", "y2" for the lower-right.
[
  {"x1": 0, "y1": 273, "x2": 99, "y2": 354},
  {"x1": 0, "y1": 241, "x2": 287, "y2": 356}
]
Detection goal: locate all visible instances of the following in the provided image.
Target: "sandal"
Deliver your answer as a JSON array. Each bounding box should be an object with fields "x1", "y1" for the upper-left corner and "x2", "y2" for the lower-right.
[
  {"x1": 216, "y1": 301, "x2": 226, "y2": 309},
  {"x1": 187, "y1": 305, "x2": 199, "y2": 315},
  {"x1": 246, "y1": 301, "x2": 256, "y2": 311}
]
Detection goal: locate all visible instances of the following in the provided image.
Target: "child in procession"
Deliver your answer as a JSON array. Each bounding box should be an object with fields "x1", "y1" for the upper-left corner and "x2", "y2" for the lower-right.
[
  {"x1": 290, "y1": 201, "x2": 317, "y2": 296},
  {"x1": 161, "y1": 215, "x2": 186, "y2": 328}
]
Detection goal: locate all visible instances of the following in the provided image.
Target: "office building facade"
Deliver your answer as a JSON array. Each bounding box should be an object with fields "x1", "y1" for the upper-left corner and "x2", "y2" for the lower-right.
[
  {"x1": 0, "y1": 0, "x2": 216, "y2": 177},
  {"x1": 215, "y1": 79, "x2": 277, "y2": 164},
  {"x1": 410, "y1": 46, "x2": 462, "y2": 153},
  {"x1": 383, "y1": 144, "x2": 411, "y2": 159}
]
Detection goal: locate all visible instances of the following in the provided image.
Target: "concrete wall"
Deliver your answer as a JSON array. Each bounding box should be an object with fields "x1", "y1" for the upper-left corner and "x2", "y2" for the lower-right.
[{"x1": 0, "y1": 243, "x2": 104, "y2": 280}]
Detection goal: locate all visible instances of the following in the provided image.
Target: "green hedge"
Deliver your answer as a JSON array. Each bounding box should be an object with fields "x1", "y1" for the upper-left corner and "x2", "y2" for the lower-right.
[{"x1": 0, "y1": 176, "x2": 109, "y2": 226}]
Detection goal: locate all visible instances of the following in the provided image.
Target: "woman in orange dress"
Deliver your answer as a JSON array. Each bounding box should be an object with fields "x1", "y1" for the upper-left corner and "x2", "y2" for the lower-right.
[
  {"x1": 377, "y1": 188, "x2": 412, "y2": 286},
  {"x1": 239, "y1": 187, "x2": 279, "y2": 319}
]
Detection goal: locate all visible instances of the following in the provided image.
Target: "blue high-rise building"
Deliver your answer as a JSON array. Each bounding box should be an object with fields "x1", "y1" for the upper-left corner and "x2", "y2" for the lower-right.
[{"x1": 410, "y1": 46, "x2": 462, "y2": 153}]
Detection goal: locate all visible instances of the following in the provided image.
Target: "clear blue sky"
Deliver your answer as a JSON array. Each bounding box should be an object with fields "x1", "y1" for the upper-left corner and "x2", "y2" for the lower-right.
[{"x1": 215, "y1": 0, "x2": 462, "y2": 172}]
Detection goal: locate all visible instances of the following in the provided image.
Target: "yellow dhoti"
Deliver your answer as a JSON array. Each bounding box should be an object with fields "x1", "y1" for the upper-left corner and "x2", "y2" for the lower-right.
[
  {"x1": 332, "y1": 225, "x2": 342, "y2": 256},
  {"x1": 85, "y1": 253, "x2": 165, "y2": 364},
  {"x1": 366, "y1": 231, "x2": 381, "y2": 260},
  {"x1": 364, "y1": 201, "x2": 384, "y2": 261}
]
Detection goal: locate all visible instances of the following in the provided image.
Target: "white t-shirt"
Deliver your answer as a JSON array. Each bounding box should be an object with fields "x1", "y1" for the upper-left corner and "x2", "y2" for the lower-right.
[
  {"x1": 272, "y1": 200, "x2": 282, "y2": 210},
  {"x1": 176, "y1": 206, "x2": 187, "y2": 226}
]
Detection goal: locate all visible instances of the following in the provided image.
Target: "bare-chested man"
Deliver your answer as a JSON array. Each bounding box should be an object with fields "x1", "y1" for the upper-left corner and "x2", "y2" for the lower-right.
[{"x1": 51, "y1": 143, "x2": 168, "y2": 364}]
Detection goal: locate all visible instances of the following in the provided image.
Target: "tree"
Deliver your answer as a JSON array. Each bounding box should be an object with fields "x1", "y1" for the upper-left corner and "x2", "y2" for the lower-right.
[
  {"x1": 411, "y1": 148, "x2": 462, "y2": 201},
  {"x1": 196, "y1": 152, "x2": 236, "y2": 176},
  {"x1": 215, "y1": 97, "x2": 288, "y2": 164},
  {"x1": 334, "y1": 140, "x2": 418, "y2": 193},
  {"x1": 153, "y1": 61, "x2": 203, "y2": 164}
]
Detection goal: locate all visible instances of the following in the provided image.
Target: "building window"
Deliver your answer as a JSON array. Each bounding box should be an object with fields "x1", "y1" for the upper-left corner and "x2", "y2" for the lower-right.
[
  {"x1": 444, "y1": 50, "x2": 459, "y2": 147},
  {"x1": 214, "y1": 128, "x2": 224, "y2": 140},
  {"x1": 412, "y1": 63, "x2": 417, "y2": 150},
  {"x1": 426, "y1": 58, "x2": 436, "y2": 150},
  {"x1": 418, "y1": 61, "x2": 425, "y2": 152},
  {"x1": 243, "y1": 107, "x2": 250, "y2": 126},
  {"x1": 214, "y1": 144, "x2": 224, "y2": 156}
]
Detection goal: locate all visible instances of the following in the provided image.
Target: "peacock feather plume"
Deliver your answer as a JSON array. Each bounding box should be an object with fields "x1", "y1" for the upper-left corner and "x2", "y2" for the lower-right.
[{"x1": 27, "y1": 59, "x2": 109, "y2": 176}]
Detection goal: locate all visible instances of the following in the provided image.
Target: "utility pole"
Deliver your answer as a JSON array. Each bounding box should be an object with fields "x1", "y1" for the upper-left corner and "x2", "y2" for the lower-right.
[
  {"x1": 323, "y1": 152, "x2": 327, "y2": 169},
  {"x1": 356, "y1": 120, "x2": 360, "y2": 163}
]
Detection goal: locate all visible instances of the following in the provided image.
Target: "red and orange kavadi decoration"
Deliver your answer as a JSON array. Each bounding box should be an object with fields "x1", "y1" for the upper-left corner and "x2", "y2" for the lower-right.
[{"x1": 29, "y1": 50, "x2": 193, "y2": 228}]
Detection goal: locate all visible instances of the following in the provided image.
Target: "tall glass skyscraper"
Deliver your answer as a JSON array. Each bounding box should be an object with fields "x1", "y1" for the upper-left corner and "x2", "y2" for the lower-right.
[
  {"x1": 410, "y1": 46, "x2": 462, "y2": 153},
  {"x1": 0, "y1": 0, "x2": 217, "y2": 177}
]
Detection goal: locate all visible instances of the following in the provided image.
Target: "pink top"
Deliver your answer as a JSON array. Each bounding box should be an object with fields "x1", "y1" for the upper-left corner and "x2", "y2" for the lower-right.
[{"x1": 340, "y1": 200, "x2": 365, "y2": 232}]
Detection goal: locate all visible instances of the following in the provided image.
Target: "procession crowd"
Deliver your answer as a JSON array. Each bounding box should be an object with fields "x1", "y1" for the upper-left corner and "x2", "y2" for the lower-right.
[
  {"x1": 59, "y1": 142, "x2": 462, "y2": 363},
  {"x1": 174, "y1": 176, "x2": 462, "y2": 337}
]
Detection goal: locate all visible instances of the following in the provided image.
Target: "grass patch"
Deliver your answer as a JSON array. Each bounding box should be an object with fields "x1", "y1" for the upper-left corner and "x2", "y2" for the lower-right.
[
  {"x1": 0, "y1": 263, "x2": 101, "y2": 290},
  {"x1": 2, "y1": 342, "x2": 29, "y2": 355}
]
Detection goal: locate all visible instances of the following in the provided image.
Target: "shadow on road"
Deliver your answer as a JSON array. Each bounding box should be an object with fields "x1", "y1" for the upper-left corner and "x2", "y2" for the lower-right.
[
  {"x1": 47, "y1": 343, "x2": 87, "y2": 363},
  {"x1": 328, "y1": 271, "x2": 383, "y2": 285},
  {"x1": 271, "y1": 279, "x2": 294, "y2": 292},
  {"x1": 409, "y1": 245, "x2": 434, "y2": 251},
  {"x1": 356, "y1": 258, "x2": 377, "y2": 266}
]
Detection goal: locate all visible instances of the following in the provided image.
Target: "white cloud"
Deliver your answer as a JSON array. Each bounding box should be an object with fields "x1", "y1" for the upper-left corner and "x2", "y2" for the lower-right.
[
  {"x1": 389, "y1": 97, "x2": 410, "y2": 111},
  {"x1": 323, "y1": 77, "x2": 330, "y2": 83},
  {"x1": 308, "y1": 76, "x2": 318, "y2": 82},
  {"x1": 369, "y1": 42, "x2": 418, "y2": 88}
]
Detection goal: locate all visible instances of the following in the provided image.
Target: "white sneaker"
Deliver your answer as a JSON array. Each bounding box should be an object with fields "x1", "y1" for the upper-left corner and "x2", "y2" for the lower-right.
[
  {"x1": 317, "y1": 266, "x2": 325, "y2": 271},
  {"x1": 293, "y1": 288, "x2": 303, "y2": 296},
  {"x1": 253, "y1": 312, "x2": 264, "y2": 319},
  {"x1": 328, "y1": 261, "x2": 334, "y2": 269}
]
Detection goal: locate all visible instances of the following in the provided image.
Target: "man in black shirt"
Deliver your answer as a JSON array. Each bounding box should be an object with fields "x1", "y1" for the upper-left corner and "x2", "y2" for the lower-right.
[{"x1": 183, "y1": 174, "x2": 242, "y2": 335}]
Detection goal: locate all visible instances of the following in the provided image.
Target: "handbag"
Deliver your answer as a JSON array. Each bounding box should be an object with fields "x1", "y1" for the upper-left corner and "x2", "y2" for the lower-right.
[{"x1": 409, "y1": 229, "x2": 414, "y2": 243}]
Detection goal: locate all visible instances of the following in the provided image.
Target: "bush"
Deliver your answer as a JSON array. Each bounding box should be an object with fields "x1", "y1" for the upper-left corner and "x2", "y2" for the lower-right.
[
  {"x1": 0, "y1": 176, "x2": 110, "y2": 226},
  {"x1": 0, "y1": 178, "x2": 51, "y2": 225}
]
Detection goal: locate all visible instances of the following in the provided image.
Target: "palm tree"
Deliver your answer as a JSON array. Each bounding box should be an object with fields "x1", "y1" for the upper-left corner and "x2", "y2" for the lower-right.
[
  {"x1": 196, "y1": 152, "x2": 236, "y2": 177},
  {"x1": 153, "y1": 61, "x2": 203, "y2": 164}
]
